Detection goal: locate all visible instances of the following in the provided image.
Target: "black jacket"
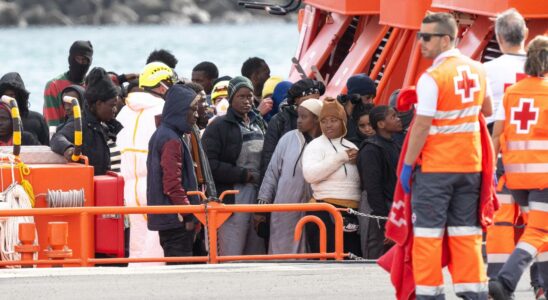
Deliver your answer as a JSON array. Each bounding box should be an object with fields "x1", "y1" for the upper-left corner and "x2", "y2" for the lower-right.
[
  {"x1": 260, "y1": 105, "x2": 297, "y2": 179},
  {"x1": 202, "y1": 108, "x2": 265, "y2": 204},
  {"x1": 357, "y1": 135, "x2": 401, "y2": 217},
  {"x1": 50, "y1": 107, "x2": 123, "y2": 176},
  {"x1": 22, "y1": 111, "x2": 49, "y2": 145}
]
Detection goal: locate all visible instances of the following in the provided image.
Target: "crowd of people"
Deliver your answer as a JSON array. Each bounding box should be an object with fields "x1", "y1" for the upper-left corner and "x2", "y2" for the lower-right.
[{"x1": 0, "y1": 8, "x2": 546, "y2": 300}]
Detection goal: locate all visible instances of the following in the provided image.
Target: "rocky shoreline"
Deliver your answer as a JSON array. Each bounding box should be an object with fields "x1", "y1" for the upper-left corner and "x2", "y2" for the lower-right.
[{"x1": 0, "y1": 0, "x2": 293, "y2": 27}]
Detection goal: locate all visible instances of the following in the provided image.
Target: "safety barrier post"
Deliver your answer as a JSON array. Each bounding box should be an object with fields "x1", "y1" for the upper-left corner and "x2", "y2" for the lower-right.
[
  {"x1": 329, "y1": 206, "x2": 345, "y2": 260},
  {"x1": 44, "y1": 222, "x2": 72, "y2": 267},
  {"x1": 294, "y1": 215, "x2": 327, "y2": 260},
  {"x1": 208, "y1": 209, "x2": 219, "y2": 264},
  {"x1": 15, "y1": 223, "x2": 39, "y2": 268},
  {"x1": 80, "y1": 212, "x2": 90, "y2": 267}
]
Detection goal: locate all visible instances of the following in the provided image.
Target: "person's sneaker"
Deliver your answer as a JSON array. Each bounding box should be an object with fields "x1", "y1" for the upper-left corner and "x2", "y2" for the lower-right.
[
  {"x1": 343, "y1": 220, "x2": 359, "y2": 232},
  {"x1": 488, "y1": 279, "x2": 514, "y2": 300},
  {"x1": 534, "y1": 287, "x2": 546, "y2": 300}
]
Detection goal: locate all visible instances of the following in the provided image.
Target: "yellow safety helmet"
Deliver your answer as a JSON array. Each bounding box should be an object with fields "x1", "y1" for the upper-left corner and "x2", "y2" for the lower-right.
[
  {"x1": 139, "y1": 62, "x2": 175, "y2": 88},
  {"x1": 211, "y1": 80, "x2": 229, "y2": 103}
]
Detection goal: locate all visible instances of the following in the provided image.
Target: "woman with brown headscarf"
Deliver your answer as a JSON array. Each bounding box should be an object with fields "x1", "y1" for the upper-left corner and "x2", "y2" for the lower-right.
[{"x1": 302, "y1": 97, "x2": 362, "y2": 256}]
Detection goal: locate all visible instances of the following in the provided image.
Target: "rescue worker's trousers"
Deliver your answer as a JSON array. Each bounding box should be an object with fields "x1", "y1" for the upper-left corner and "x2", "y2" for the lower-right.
[
  {"x1": 485, "y1": 158, "x2": 543, "y2": 287},
  {"x1": 496, "y1": 189, "x2": 548, "y2": 294},
  {"x1": 485, "y1": 194, "x2": 543, "y2": 287},
  {"x1": 485, "y1": 194, "x2": 518, "y2": 277},
  {"x1": 411, "y1": 168, "x2": 487, "y2": 300}
]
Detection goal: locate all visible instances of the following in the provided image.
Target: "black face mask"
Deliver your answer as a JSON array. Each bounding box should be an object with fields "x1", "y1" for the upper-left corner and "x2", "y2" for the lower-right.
[{"x1": 68, "y1": 56, "x2": 90, "y2": 84}]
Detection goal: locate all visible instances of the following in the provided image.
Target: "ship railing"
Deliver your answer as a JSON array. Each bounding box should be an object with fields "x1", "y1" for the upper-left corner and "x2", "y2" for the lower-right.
[{"x1": 0, "y1": 190, "x2": 346, "y2": 267}]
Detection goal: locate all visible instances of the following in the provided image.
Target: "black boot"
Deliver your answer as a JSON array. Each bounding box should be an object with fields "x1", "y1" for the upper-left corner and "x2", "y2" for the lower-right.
[{"x1": 489, "y1": 279, "x2": 514, "y2": 300}]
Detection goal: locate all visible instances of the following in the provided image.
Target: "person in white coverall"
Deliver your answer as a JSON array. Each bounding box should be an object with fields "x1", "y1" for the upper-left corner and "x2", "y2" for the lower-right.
[{"x1": 116, "y1": 62, "x2": 176, "y2": 265}]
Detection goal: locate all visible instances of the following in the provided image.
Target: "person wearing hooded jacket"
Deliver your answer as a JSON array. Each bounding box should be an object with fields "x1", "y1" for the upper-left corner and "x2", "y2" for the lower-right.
[
  {"x1": 44, "y1": 40, "x2": 93, "y2": 127},
  {"x1": 50, "y1": 67, "x2": 121, "y2": 176},
  {"x1": 0, "y1": 103, "x2": 39, "y2": 146},
  {"x1": 147, "y1": 84, "x2": 200, "y2": 260},
  {"x1": 0, "y1": 72, "x2": 49, "y2": 145},
  {"x1": 116, "y1": 62, "x2": 175, "y2": 265},
  {"x1": 257, "y1": 98, "x2": 323, "y2": 254},
  {"x1": 202, "y1": 76, "x2": 266, "y2": 255},
  {"x1": 357, "y1": 105, "x2": 402, "y2": 259},
  {"x1": 260, "y1": 78, "x2": 324, "y2": 180}
]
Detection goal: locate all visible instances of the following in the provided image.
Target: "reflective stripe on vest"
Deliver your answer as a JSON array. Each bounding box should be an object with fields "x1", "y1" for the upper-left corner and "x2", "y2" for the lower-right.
[
  {"x1": 421, "y1": 56, "x2": 484, "y2": 173},
  {"x1": 501, "y1": 77, "x2": 548, "y2": 189},
  {"x1": 504, "y1": 163, "x2": 548, "y2": 173},
  {"x1": 434, "y1": 105, "x2": 481, "y2": 120},
  {"x1": 506, "y1": 140, "x2": 548, "y2": 151},
  {"x1": 429, "y1": 121, "x2": 479, "y2": 135}
]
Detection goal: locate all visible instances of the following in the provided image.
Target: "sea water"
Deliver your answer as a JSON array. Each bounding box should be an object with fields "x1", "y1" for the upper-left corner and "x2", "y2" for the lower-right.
[{"x1": 0, "y1": 22, "x2": 298, "y2": 110}]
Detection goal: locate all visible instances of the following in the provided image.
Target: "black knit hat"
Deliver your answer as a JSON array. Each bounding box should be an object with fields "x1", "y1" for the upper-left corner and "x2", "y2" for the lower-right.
[
  {"x1": 346, "y1": 74, "x2": 376, "y2": 96},
  {"x1": 287, "y1": 78, "x2": 325, "y2": 105},
  {"x1": 69, "y1": 40, "x2": 93, "y2": 60},
  {"x1": 228, "y1": 76, "x2": 254, "y2": 102},
  {"x1": 84, "y1": 67, "x2": 118, "y2": 106}
]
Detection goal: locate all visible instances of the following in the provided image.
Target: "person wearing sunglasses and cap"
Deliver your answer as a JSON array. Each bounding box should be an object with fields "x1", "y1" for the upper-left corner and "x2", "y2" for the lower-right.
[
  {"x1": 115, "y1": 61, "x2": 177, "y2": 266},
  {"x1": 400, "y1": 12, "x2": 494, "y2": 300}
]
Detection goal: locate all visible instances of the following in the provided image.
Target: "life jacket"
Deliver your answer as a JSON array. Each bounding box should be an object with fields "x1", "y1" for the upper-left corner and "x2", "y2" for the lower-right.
[
  {"x1": 501, "y1": 77, "x2": 548, "y2": 189},
  {"x1": 421, "y1": 55, "x2": 486, "y2": 173}
]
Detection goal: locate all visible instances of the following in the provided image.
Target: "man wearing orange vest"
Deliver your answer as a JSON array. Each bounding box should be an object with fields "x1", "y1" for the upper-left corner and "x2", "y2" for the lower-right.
[
  {"x1": 483, "y1": 9, "x2": 545, "y2": 299},
  {"x1": 489, "y1": 35, "x2": 548, "y2": 300},
  {"x1": 399, "y1": 13, "x2": 493, "y2": 299}
]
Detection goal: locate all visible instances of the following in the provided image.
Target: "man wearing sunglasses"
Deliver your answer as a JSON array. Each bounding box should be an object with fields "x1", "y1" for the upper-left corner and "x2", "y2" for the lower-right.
[{"x1": 400, "y1": 12, "x2": 493, "y2": 300}]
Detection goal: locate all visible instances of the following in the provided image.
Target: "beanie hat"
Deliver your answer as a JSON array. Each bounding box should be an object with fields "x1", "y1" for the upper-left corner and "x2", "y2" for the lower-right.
[
  {"x1": 228, "y1": 76, "x2": 254, "y2": 102},
  {"x1": 266, "y1": 80, "x2": 292, "y2": 120},
  {"x1": 272, "y1": 80, "x2": 292, "y2": 104},
  {"x1": 320, "y1": 98, "x2": 348, "y2": 138},
  {"x1": 262, "y1": 76, "x2": 283, "y2": 99},
  {"x1": 69, "y1": 40, "x2": 93, "y2": 60},
  {"x1": 346, "y1": 74, "x2": 376, "y2": 96},
  {"x1": 299, "y1": 98, "x2": 323, "y2": 117},
  {"x1": 287, "y1": 78, "x2": 325, "y2": 105},
  {"x1": 84, "y1": 67, "x2": 119, "y2": 106}
]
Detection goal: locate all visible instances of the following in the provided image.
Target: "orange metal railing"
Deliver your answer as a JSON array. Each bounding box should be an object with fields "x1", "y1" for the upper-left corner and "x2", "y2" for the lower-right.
[{"x1": 0, "y1": 191, "x2": 346, "y2": 267}]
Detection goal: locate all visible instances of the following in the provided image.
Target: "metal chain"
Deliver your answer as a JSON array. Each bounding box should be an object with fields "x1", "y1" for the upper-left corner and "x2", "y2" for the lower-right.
[{"x1": 346, "y1": 208, "x2": 389, "y2": 220}]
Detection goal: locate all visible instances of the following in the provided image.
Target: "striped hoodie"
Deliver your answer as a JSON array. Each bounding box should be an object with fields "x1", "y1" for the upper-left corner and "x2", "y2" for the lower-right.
[{"x1": 43, "y1": 72, "x2": 83, "y2": 126}]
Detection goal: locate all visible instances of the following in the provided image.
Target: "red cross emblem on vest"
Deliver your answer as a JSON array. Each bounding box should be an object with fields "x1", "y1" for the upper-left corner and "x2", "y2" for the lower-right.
[
  {"x1": 510, "y1": 98, "x2": 539, "y2": 134},
  {"x1": 453, "y1": 65, "x2": 480, "y2": 103}
]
